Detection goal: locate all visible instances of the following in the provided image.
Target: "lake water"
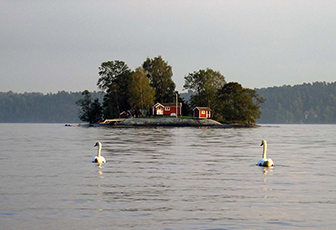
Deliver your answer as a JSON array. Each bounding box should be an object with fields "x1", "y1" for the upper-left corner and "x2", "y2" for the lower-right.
[{"x1": 0, "y1": 123, "x2": 335, "y2": 229}]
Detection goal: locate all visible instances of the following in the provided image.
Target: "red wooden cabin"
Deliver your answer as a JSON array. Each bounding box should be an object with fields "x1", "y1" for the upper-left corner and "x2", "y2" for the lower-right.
[
  {"x1": 193, "y1": 107, "x2": 211, "y2": 119},
  {"x1": 152, "y1": 102, "x2": 182, "y2": 116}
]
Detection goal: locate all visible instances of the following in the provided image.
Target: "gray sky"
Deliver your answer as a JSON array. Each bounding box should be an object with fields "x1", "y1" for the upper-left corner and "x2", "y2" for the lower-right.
[{"x1": 1, "y1": 0, "x2": 336, "y2": 94}]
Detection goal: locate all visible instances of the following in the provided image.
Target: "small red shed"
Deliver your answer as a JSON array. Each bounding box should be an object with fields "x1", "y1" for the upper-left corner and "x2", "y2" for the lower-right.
[{"x1": 193, "y1": 107, "x2": 211, "y2": 119}]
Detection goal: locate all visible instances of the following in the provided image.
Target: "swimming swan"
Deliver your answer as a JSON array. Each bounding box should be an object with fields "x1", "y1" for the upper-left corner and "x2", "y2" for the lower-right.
[
  {"x1": 257, "y1": 140, "x2": 274, "y2": 167},
  {"x1": 92, "y1": 141, "x2": 106, "y2": 165}
]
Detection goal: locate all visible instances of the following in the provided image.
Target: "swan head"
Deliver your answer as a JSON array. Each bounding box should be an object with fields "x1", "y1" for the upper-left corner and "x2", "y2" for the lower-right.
[
  {"x1": 260, "y1": 140, "x2": 267, "y2": 146},
  {"x1": 94, "y1": 141, "x2": 101, "y2": 147}
]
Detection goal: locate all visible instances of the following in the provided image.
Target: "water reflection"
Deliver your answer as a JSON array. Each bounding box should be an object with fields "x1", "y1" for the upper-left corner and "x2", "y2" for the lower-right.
[
  {"x1": 262, "y1": 167, "x2": 274, "y2": 175},
  {"x1": 1, "y1": 124, "x2": 336, "y2": 229}
]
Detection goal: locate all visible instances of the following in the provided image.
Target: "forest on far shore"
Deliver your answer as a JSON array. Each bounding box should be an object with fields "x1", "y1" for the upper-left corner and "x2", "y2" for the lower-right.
[
  {"x1": 1, "y1": 81, "x2": 336, "y2": 124},
  {"x1": 0, "y1": 91, "x2": 104, "y2": 123},
  {"x1": 256, "y1": 81, "x2": 336, "y2": 124}
]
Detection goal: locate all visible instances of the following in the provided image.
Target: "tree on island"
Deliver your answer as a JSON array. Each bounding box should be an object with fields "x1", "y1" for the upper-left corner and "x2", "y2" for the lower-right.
[
  {"x1": 128, "y1": 67, "x2": 155, "y2": 116},
  {"x1": 183, "y1": 68, "x2": 264, "y2": 124},
  {"x1": 88, "y1": 57, "x2": 264, "y2": 123},
  {"x1": 95, "y1": 57, "x2": 175, "y2": 118},
  {"x1": 183, "y1": 68, "x2": 226, "y2": 112},
  {"x1": 97, "y1": 60, "x2": 132, "y2": 118},
  {"x1": 142, "y1": 56, "x2": 176, "y2": 103},
  {"x1": 76, "y1": 90, "x2": 102, "y2": 123},
  {"x1": 214, "y1": 82, "x2": 265, "y2": 124}
]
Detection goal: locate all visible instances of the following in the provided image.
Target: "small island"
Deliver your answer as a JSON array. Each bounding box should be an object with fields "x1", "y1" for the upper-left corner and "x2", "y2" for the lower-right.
[
  {"x1": 76, "y1": 56, "x2": 264, "y2": 127},
  {"x1": 98, "y1": 117, "x2": 223, "y2": 127}
]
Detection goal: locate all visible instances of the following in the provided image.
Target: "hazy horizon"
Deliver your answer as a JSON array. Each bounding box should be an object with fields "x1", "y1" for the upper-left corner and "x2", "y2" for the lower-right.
[{"x1": 1, "y1": 1, "x2": 336, "y2": 94}]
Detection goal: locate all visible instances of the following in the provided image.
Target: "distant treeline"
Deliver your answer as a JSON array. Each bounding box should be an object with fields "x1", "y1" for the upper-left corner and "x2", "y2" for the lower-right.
[
  {"x1": 0, "y1": 91, "x2": 104, "y2": 123},
  {"x1": 1, "y1": 81, "x2": 336, "y2": 123},
  {"x1": 256, "y1": 81, "x2": 336, "y2": 124}
]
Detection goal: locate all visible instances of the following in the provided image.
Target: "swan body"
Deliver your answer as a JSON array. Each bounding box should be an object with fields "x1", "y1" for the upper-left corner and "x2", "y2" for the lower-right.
[
  {"x1": 257, "y1": 140, "x2": 274, "y2": 167},
  {"x1": 92, "y1": 141, "x2": 106, "y2": 165}
]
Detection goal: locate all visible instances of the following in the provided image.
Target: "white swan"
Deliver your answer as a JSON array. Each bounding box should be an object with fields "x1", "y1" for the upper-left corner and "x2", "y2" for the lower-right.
[
  {"x1": 257, "y1": 140, "x2": 274, "y2": 167},
  {"x1": 92, "y1": 141, "x2": 106, "y2": 165}
]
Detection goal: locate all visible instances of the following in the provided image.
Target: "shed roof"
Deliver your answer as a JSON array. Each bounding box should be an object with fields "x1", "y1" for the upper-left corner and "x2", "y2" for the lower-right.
[{"x1": 193, "y1": 107, "x2": 211, "y2": 111}]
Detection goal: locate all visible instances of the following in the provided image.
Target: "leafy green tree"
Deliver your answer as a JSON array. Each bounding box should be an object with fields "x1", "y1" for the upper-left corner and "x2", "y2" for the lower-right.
[
  {"x1": 215, "y1": 82, "x2": 264, "y2": 124},
  {"x1": 183, "y1": 68, "x2": 226, "y2": 112},
  {"x1": 142, "y1": 56, "x2": 176, "y2": 103},
  {"x1": 97, "y1": 60, "x2": 132, "y2": 118},
  {"x1": 179, "y1": 95, "x2": 192, "y2": 117},
  {"x1": 76, "y1": 90, "x2": 102, "y2": 123},
  {"x1": 128, "y1": 67, "x2": 155, "y2": 116}
]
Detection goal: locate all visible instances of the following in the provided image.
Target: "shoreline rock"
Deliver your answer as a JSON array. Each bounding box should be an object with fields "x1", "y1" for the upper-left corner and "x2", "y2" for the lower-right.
[
  {"x1": 121, "y1": 118, "x2": 222, "y2": 126},
  {"x1": 86, "y1": 118, "x2": 259, "y2": 128}
]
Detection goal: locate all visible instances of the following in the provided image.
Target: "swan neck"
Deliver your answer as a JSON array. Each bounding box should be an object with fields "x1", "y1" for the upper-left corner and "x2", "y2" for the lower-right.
[
  {"x1": 262, "y1": 142, "x2": 267, "y2": 158},
  {"x1": 97, "y1": 143, "x2": 102, "y2": 157}
]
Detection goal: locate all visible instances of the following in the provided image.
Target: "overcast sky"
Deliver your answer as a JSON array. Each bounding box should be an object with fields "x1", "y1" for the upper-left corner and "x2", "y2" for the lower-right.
[{"x1": 1, "y1": 0, "x2": 336, "y2": 94}]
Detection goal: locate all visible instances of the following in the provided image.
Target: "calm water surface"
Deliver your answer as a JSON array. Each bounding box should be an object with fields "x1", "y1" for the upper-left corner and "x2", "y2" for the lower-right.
[{"x1": 0, "y1": 124, "x2": 335, "y2": 229}]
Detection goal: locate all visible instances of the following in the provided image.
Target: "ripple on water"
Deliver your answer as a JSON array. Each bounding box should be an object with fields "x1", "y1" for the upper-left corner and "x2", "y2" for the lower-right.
[{"x1": 0, "y1": 124, "x2": 336, "y2": 229}]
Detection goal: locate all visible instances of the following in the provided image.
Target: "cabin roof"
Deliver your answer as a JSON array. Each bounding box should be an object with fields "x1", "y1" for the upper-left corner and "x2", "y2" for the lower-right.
[
  {"x1": 193, "y1": 107, "x2": 211, "y2": 111},
  {"x1": 161, "y1": 103, "x2": 182, "y2": 107},
  {"x1": 153, "y1": 102, "x2": 181, "y2": 108},
  {"x1": 153, "y1": 102, "x2": 164, "y2": 108}
]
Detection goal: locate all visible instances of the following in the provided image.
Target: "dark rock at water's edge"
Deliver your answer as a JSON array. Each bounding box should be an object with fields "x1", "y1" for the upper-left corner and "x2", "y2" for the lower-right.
[
  {"x1": 121, "y1": 118, "x2": 221, "y2": 127},
  {"x1": 79, "y1": 118, "x2": 259, "y2": 128}
]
